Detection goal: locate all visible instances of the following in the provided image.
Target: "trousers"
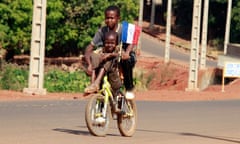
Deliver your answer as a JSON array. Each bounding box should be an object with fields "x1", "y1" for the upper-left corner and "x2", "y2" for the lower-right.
[{"x1": 90, "y1": 52, "x2": 122, "y2": 91}]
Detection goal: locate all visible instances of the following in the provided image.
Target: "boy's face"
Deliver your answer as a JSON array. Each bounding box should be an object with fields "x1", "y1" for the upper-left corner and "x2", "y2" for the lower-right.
[
  {"x1": 104, "y1": 35, "x2": 117, "y2": 53},
  {"x1": 105, "y1": 10, "x2": 119, "y2": 30}
]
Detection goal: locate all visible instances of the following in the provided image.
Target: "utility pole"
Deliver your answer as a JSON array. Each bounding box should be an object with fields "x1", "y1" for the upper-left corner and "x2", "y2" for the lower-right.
[
  {"x1": 149, "y1": 0, "x2": 156, "y2": 29},
  {"x1": 138, "y1": 0, "x2": 144, "y2": 54},
  {"x1": 24, "y1": 0, "x2": 47, "y2": 95},
  {"x1": 224, "y1": 0, "x2": 232, "y2": 55},
  {"x1": 0, "y1": 46, "x2": 2, "y2": 70},
  {"x1": 200, "y1": 0, "x2": 209, "y2": 70},
  {"x1": 186, "y1": 0, "x2": 202, "y2": 91},
  {"x1": 0, "y1": 55, "x2": 2, "y2": 71},
  {"x1": 165, "y1": 0, "x2": 172, "y2": 63}
]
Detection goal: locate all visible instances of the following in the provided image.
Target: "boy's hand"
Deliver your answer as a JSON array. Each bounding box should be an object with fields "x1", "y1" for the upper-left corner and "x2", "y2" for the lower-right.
[
  {"x1": 100, "y1": 53, "x2": 109, "y2": 61},
  {"x1": 101, "y1": 53, "x2": 118, "y2": 61}
]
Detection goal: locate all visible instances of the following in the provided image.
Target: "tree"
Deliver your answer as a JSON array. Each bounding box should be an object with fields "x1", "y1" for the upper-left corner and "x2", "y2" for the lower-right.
[
  {"x1": 47, "y1": 0, "x2": 139, "y2": 57},
  {"x1": 231, "y1": 0, "x2": 240, "y2": 43},
  {"x1": 0, "y1": 0, "x2": 139, "y2": 59},
  {"x1": 171, "y1": 0, "x2": 240, "y2": 49},
  {"x1": 0, "y1": 0, "x2": 32, "y2": 60}
]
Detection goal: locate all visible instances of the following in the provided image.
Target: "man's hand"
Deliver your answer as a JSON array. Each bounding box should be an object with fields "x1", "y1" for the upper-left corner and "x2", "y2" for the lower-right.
[
  {"x1": 86, "y1": 64, "x2": 93, "y2": 76},
  {"x1": 121, "y1": 51, "x2": 130, "y2": 60}
]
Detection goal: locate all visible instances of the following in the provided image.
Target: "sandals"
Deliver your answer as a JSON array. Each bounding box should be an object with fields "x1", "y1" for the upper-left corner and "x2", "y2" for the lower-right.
[{"x1": 84, "y1": 83, "x2": 99, "y2": 93}]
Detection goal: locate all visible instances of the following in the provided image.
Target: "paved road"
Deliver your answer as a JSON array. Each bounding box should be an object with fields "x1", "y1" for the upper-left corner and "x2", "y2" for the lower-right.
[
  {"x1": 141, "y1": 33, "x2": 217, "y2": 67},
  {"x1": 0, "y1": 100, "x2": 239, "y2": 144}
]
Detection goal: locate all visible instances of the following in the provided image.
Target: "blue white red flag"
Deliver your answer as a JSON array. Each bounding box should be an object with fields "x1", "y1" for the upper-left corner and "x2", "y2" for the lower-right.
[{"x1": 121, "y1": 21, "x2": 141, "y2": 45}]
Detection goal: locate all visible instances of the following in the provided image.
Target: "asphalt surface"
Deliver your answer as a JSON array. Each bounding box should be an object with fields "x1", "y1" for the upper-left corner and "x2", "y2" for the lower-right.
[
  {"x1": 0, "y1": 100, "x2": 239, "y2": 144},
  {"x1": 141, "y1": 33, "x2": 217, "y2": 67}
]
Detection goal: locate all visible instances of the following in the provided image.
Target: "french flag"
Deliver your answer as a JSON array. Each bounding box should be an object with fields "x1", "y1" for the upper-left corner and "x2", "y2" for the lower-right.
[{"x1": 121, "y1": 21, "x2": 141, "y2": 45}]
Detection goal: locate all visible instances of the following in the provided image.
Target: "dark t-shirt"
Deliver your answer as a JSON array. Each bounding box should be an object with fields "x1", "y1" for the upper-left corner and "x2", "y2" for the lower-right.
[
  {"x1": 91, "y1": 23, "x2": 125, "y2": 49},
  {"x1": 91, "y1": 23, "x2": 135, "y2": 65},
  {"x1": 91, "y1": 23, "x2": 136, "y2": 91}
]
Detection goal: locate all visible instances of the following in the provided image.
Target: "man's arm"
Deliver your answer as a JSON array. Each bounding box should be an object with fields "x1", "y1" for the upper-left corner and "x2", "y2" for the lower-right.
[
  {"x1": 84, "y1": 43, "x2": 94, "y2": 75},
  {"x1": 121, "y1": 44, "x2": 134, "y2": 60},
  {"x1": 84, "y1": 28, "x2": 104, "y2": 64},
  {"x1": 84, "y1": 43, "x2": 94, "y2": 65}
]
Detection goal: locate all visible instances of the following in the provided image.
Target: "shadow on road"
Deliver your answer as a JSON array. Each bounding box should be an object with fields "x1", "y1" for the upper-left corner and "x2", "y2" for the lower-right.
[
  {"x1": 53, "y1": 126, "x2": 240, "y2": 143},
  {"x1": 53, "y1": 128, "x2": 90, "y2": 136},
  {"x1": 181, "y1": 132, "x2": 240, "y2": 144},
  {"x1": 137, "y1": 129, "x2": 240, "y2": 143},
  {"x1": 53, "y1": 126, "x2": 119, "y2": 137}
]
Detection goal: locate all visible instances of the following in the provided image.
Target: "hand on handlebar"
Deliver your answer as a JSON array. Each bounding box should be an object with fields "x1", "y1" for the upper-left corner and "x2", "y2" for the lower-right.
[{"x1": 121, "y1": 51, "x2": 130, "y2": 60}]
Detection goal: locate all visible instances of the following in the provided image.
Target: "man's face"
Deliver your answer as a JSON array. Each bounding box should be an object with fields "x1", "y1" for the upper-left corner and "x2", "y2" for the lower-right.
[
  {"x1": 104, "y1": 35, "x2": 116, "y2": 53},
  {"x1": 105, "y1": 10, "x2": 119, "y2": 30}
]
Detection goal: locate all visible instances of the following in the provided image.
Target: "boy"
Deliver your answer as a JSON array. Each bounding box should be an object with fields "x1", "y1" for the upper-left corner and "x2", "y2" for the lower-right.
[
  {"x1": 84, "y1": 5, "x2": 136, "y2": 99},
  {"x1": 84, "y1": 31, "x2": 122, "y2": 96}
]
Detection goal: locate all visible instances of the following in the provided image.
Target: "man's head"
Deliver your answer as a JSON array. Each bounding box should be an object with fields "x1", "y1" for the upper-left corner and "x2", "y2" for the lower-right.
[
  {"x1": 104, "y1": 31, "x2": 118, "y2": 53},
  {"x1": 104, "y1": 5, "x2": 120, "y2": 30}
]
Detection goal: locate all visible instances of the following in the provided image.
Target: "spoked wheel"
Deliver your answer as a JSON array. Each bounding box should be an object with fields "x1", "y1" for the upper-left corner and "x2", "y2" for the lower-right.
[
  {"x1": 85, "y1": 94, "x2": 110, "y2": 137},
  {"x1": 117, "y1": 99, "x2": 137, "y2": 137}
]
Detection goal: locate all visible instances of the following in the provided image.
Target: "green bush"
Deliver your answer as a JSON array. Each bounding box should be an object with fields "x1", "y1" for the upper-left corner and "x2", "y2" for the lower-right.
[
  {"x1": 44, "y1": 68, "x2": 90, "y2": 93},
  {"x1": 0, "y1": 63, "x2": 90, "y2": 92},
  {"x1": 0, "y1": 63, "x2": 28, "y2": 91},
  {"x1": 0, "y1": 63, "x2": 151, "y2": 93},
  {"x1": 1, "y1": 63, "x2": 151, "y2": 93},
  {"x1": 209, "y1": 38, "x2": 224, "y2": 50}
]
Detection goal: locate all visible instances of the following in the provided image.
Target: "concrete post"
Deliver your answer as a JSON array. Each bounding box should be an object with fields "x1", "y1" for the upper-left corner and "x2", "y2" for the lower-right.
[
  {"x1": 165, "y1": 0, "x2": 172, "y2": 63},
  {"x1": 200, "y1": 0, "x2": 209, "y2": 70},
  {"x1": 149, "y1": 0, "x2": 156, "y2": 29},
  {"x1": 137, "y1": 0, "x2": 144, "y2": 54},
  {"x1": 186, "y1": 0, "x2": 202, "y2": 91},
  {"x1": 23, "y1": 0, "x2": 47, "y2": 95},
  {"x1": 224, "y1": 0, "x2": 232, "y2": 55}
]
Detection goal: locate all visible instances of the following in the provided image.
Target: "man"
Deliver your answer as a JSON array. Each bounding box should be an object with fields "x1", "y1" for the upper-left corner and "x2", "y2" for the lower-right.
[{"x1": 84, "y1": 5, "x2": 136, "y2": 99}]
